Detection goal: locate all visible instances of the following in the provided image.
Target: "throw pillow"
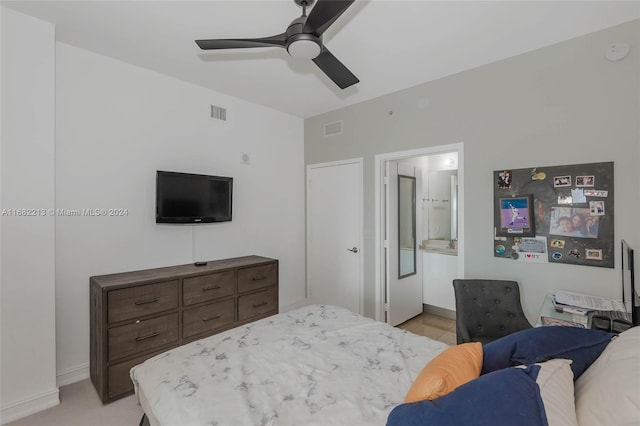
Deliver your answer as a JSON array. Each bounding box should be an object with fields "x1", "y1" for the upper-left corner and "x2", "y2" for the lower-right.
[
  {"x1": 481, "y1": 326, "x2": 614, "y2": 379},
  {"x1": 575, "y1": 326, "x2": 640, "y2": 426},
  {"x1": 404, "y1": 342, "x2": 482, "y2": 402}
]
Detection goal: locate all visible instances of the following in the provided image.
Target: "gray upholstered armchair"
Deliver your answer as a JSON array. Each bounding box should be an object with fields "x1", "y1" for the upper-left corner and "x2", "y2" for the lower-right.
[{"x1": 453, "y1": 279, "x2": 533, "y2": 345}]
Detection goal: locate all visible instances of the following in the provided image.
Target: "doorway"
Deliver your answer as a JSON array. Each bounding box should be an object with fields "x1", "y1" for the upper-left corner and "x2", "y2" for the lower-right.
[{"x1": 374, "y1": 144, "x2": 465, "y2": 323}]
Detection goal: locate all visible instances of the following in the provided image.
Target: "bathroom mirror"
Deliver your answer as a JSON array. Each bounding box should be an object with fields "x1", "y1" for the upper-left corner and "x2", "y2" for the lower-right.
[
  {"x1": 398, "y1": 175, "x2": 416, "y2": 278},
  {"x1": 427, "y1": 170, "x2": 458, "y2": 241}
]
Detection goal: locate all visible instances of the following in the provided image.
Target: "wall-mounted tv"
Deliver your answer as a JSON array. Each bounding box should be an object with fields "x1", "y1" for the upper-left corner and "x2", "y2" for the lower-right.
[{"x1": 156, "y1": 171, "x2": 232, "y2": 223}]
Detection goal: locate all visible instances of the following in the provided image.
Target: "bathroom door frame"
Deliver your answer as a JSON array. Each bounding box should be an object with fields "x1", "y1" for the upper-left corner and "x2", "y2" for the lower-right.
[{"x1": 374, "y1": 143, "x2": 466, "y2": 323}]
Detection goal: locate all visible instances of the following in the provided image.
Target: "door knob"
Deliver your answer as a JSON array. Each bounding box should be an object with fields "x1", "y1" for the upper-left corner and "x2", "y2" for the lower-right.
[{"x1": 347, "y1": 247, "x2": 359, "y2": 253}]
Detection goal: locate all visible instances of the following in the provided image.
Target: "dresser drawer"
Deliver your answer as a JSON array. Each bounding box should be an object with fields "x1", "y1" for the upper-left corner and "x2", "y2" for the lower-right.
[
  {"x1": 237, "y1": 263, "x2": 277, "y2": 293},
  {"x1": 183, "y1": 298, "x2": 235, "y2": 339},
  {"x1": 183, "y1": 271, "x2": 235, "y2": 306},
  {"x1": 108, "y1": 313, "x2": 178, "y2": 362},
  {"x1": 108, "y1": 280, "x2": 178, "y2": 323},
  {"x1": 107, "y1": 347, "x2": 174, "y2": 400},
  {"x1": 238, "y1": 288, "x2": 277, "y2": 322}
]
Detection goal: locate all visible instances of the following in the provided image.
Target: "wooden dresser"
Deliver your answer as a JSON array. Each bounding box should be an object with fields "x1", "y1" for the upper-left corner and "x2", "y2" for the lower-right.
[{"x1": 90, "y1": 255, "x2": 278, "y2": 403}]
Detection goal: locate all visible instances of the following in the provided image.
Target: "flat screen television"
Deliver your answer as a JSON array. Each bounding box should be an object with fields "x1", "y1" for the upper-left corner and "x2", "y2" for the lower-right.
[
  {"x1": 621, "y1": 239, "x2": 638, "y2": 326},
  {"x1": 156, "y1": 171, "x2": 232, "y2": 223}
]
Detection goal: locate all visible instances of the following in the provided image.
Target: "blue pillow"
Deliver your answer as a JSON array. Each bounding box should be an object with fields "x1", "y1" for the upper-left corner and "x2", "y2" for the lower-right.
[
  {"x1": 482, "y1": 326, "x2": 614, "y2": 379},
  {"x1": 387, "y1": 365, "x2": 547, "y2": 426}
]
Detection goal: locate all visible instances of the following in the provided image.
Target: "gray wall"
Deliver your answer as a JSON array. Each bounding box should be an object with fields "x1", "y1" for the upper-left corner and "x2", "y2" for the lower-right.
[{"x1": 305, "y1": 20, "x2": 640, "y2": 322}]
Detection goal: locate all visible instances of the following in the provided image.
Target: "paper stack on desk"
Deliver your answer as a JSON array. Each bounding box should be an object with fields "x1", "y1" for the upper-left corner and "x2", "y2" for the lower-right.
[{"x1": 553, "y1": 290, "x2": 627, "y2": 313}]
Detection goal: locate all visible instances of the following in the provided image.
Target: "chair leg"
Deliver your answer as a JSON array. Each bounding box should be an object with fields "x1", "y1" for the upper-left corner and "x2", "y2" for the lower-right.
[
  {"x1": 456, "y1": 324, "x2": 471, "y2": 344},
  {"x1": 139, "y1": 414, "x2": 150, "y2": 426}
]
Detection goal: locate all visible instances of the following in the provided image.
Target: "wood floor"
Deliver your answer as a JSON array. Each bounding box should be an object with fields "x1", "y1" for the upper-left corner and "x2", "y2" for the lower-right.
[
  {"x1": 396, "y1": 312, "x2": 457, "y2": 346},
  {"x1": 7, "y1": 311, "x2": 456, "y2": 426}
]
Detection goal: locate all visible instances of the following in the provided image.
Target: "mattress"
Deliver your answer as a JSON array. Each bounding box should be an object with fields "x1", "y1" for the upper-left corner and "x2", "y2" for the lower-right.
[{"x1": 131, "y1": 304, "x2": 448, "y2": 426}]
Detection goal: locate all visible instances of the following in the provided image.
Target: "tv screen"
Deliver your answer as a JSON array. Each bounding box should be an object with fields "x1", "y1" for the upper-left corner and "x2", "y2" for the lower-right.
[
  {"x1": 621, "y1": 239, "x2": 638, "y2": 326},
  {"x1": 156, "y1": 171, "x2": 232, "y2": 223}
]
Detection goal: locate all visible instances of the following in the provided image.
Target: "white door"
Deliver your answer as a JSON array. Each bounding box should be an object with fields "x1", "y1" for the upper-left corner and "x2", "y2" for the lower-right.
[
  {"x1": 307, "y1": 160, "x2": 362, "y2": 314},
  {"x1": 386, "y1": 162, "x2": 423, "y2": 325}
]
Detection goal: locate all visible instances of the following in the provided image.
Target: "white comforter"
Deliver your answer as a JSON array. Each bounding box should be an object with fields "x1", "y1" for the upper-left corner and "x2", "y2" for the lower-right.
[{"x1": 130, "y1": 304, "x2": 447, "y2": 426}]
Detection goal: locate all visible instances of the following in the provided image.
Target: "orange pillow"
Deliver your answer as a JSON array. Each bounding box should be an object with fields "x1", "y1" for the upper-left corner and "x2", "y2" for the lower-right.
[{"x1": 405, "y1": 342, "x2": 483, "y2": 402}]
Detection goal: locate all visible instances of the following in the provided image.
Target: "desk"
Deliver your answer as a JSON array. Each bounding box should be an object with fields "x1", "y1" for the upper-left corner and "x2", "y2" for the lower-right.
[{"x1": 536, "y1": 295, "x2": 589, "y2": 328}]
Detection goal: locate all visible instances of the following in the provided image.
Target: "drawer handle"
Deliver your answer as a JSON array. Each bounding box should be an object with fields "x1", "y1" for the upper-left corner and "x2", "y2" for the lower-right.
[
  {"x1": 252, "y1": 301, "x2": 268, "y2": 308},
  {"x1": 134, "y1": 297, "x2": 159, "y2": 306},
  {"x1": 202, "y1": 315, "x2": 221, "y2": 322},
  {"x1": 135, "y1": 332, "x2": 159, "y2": 342},
  {"x1": 202, "y1": 285, "x2": 221, "y2": 292},
  {"x1": 252, "y1": 276, "x2": 267, "y2": 281}
]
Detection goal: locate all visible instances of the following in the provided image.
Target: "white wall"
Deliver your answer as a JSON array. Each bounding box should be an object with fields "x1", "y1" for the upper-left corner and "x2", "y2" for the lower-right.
[
  {"x1": 55, "y1": 44, "x2": 305, "y2": 385},
  {"x1": 1, "y1": 8, "x2": 59, "y2": 423},
  {"x1": 305, "y1": 20, "x2": 640, "y2": 322}
]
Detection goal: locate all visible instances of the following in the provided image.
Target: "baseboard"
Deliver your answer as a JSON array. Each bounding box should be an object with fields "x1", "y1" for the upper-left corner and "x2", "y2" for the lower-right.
[
  {"x1": 0, "y1": 387, "x2": 59, "y2": 425},
  {"x1": 423, "y1": 303, "x2": 456, "y2": 320},
  {"x1": 279, "y1": 298, "x2": 309, "y2": 313},
  {"x1": 56, "y1": 362, "x2": 90, "y2": 387}
]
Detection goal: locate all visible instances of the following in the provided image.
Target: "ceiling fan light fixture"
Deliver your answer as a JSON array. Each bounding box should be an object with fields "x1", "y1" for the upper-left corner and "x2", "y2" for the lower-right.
[{"x1": 287, "y1": 38, "x2": 321, "y2": 59}]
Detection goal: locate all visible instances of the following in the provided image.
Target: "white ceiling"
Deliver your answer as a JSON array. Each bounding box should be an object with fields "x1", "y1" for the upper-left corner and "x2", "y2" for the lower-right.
[{"x1": 4, "y1": 1, "x2": 640, "y2": 118}]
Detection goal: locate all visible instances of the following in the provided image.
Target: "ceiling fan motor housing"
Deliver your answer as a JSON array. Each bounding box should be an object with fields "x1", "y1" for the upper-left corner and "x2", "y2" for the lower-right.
[{"x1": 286, "y1": 16, "x2": 322, "y2": 59}]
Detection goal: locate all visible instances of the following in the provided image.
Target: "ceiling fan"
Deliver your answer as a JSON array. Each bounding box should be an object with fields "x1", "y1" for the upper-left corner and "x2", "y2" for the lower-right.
[{"x1": 195, "y1": 0, "x2": 359, "y2": 90}]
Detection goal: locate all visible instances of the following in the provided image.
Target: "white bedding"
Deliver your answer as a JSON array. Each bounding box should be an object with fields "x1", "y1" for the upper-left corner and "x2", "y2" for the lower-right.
[{"x1": 130, "y1": 304, "x2": 448, "y2": 426}]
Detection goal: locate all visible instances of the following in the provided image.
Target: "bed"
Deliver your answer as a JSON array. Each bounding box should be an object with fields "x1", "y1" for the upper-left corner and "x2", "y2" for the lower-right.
[
  {"x1": 131, "y1": 304, "x2": 640, "y2": 426},
  {"x1": 130, "y1": 304, "x2": 448, "y2": 426}
]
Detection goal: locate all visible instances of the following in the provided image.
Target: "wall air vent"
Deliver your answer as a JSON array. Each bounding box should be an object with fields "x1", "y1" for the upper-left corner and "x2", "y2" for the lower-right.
[
  {"x1": 211, "y1": 105, "x2": 227, "y2": 121},
  {"x1": 324, "y1": 120, "x2": 343, "y2": 137}
]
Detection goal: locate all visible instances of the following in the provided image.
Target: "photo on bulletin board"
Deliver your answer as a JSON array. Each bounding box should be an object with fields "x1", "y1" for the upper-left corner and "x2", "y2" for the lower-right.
[
  {"x1": 495, "y1": 195, "x2": 535, "y2": 237},
  {"x1": 549, "y1": 207, "x2": 599, "y2": 239}
]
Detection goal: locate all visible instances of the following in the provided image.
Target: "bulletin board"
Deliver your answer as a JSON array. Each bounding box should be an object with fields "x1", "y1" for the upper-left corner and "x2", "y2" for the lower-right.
[{"x1": 493, "y1": 162, "x2": 614, "y2": 268}]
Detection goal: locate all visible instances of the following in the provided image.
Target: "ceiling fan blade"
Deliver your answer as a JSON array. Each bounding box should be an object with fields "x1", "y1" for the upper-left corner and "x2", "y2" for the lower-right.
[
  {"x1": 196, "y1": 33, "x2": 287, "y2": 50},
  {"x1": 312, "y1": 47, "x2": 359, "y2": 89},
  {"x1": 303, "y1": 0, "x2": 355, "y2": 36}
]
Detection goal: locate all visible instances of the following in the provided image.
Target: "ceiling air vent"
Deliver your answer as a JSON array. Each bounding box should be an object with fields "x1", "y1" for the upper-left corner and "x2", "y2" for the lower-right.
[
  {"x1": 211, "y1": 105, "x2": 227, "y2": 121},
  {"x1": 324, "y1": 120, "x2": 343, "y2": 137}
]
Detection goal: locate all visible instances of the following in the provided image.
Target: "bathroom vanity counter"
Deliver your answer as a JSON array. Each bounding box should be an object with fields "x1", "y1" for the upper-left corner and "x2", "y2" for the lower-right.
[{"x1": 422, "y1": 240, "x2": 457, "y2": 256}]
